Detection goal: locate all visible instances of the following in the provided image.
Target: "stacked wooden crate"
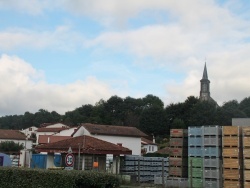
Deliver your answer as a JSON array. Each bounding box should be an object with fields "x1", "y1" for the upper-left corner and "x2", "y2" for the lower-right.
[
  {"x1": 188, "y1": 126, "x2": 203, "y2": 188},
  {"x1": 222, "y1": 126, "x2": 243, "y2": 188},
  {"x1": 168, "y1": 129, "x2": 188, "y2": 179},
  {"x1": 243, "y1": 127, "x2": 250, "y2": 188}
]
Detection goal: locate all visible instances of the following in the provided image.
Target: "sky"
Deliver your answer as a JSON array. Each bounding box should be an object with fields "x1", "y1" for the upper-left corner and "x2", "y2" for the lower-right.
[{"x1": 0, "y1": 0, "x2": 250, "y2": 116}]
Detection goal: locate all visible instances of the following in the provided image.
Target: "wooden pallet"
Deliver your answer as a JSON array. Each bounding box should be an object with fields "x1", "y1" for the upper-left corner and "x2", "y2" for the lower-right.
[
  {"x1": 169, "y1": 157, "x2": 188, "y2": 167},
  {"x1": 223, "y1": 168, "x2": 242, "y2": 180},
  {"x1": 223, "y1": 148, "x2": 241, "y2": 158},
  {"x1": 223, "y1": 158, "x2": 242, "y2": 169},
  {"x1": 170, "y1": 129, "x2": 188, "y2": 138},
  {"x1": 223, "y1": 126, "x2": 242, "y2": 136},
  {"x1": 223, "y1": 136, "x2": 241, "y2": 147},
  {"x1": 223, "y1": 179, "x2": 242, "y2": 188}
]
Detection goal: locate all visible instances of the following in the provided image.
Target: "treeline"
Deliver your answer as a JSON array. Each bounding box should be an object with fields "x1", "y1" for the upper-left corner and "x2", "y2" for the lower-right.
[{"x1": 0, "y1": 95, "x2": 250, "y2": 138}]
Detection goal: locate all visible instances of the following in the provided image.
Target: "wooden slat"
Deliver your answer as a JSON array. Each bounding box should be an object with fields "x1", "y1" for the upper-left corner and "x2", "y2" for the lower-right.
[
  {"x1": 223, "y1": 148, "x2": 240, "y2": 158},
  {"x1": 244, "y1": 149, "x2": 250, "y2": 158},
  {"x1": 244, "y1": 159, "x2": 250, "y2": 169},
  {"x1": 169, "y1": 137, "x2": 188, "y2": 147},
  {"x1": 170, "y1": 129, "x2": 188, "y2": 137},
  {"x1": 244, "y1": 137, "x2": 250, "y2": 147},
  {"x1": 243, "y1": 127, "x2": 250, "y2": 136},
  {"x1": 169, "y1": 157, "x2": 188, "y2": 167},
  {"x1": 223, "y1": 180, "x2": 242, "y2": 188},
  {"x1": 223, "y1": 136, "x2": 240, "y2": 147},
  {"x1": 223, "y1": 126, "x2": 241, "y2": 136},
  {"x1": 223, "y1": 158, "x2": 241, "y2": 169},
  {"x1": 224, "y1": 169, "x2": 242, "y2": 180},
  {"x1": 244, "y1": 170, "x2": 250, "y2": 181}
]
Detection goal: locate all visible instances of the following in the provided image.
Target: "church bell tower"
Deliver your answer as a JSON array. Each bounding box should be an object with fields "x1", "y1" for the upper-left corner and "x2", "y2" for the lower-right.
[{"x1": 200, "y1": 63, "x2": 210, "y2": 101}]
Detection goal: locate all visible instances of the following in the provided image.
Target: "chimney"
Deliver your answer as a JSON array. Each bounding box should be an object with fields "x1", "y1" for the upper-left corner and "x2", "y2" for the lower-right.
[
  {"x1": 152, "y1": 134, "x2": 155, "y2": 144},
  {"x1": 117, "y1": 143, "x2": 122, "y2": 147}
]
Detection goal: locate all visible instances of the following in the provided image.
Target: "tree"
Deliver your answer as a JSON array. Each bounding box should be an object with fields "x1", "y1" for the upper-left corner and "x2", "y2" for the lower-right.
[
  {"x1": 0, "y1": 141, "x2": 24, "y2": 152},
  {"x1": 139, "y1": 106, "x2": 168, "y2": 137}
]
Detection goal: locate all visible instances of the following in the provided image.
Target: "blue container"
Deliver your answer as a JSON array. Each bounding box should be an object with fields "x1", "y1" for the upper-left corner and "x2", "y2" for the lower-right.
[
  {"x1": 189, "y1": 137, "x2": 203, "y2": 147},
  {"x1": 188, "y1": 147, "x2": 203, "y2": 157},
  {"x1": 188, "y1": 126, "x2": 203, "y2": 136}
]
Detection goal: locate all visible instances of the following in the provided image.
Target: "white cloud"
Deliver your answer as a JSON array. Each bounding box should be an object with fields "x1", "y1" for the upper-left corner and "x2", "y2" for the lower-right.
[
  {"x1": 0, "y1": 54, "x2": 114, "y2": 116},
  {"x1": 0, "y1": 0, "x2": 48, "y2": 15},
  {"x1": 0, "y1": 26, "x2": 85, "y2": 51}
]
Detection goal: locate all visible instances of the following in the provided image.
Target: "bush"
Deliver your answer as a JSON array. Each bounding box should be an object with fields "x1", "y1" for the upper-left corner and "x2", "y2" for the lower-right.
[{"x1": 0, "y1": 167, "x2": 120, "y2": 188}]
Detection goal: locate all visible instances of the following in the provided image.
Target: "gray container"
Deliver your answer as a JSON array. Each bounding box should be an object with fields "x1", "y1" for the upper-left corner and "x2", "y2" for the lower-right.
[
  {"x1": 124, "y1": 161, "x2": 135, "y2": 166},
  {"x1": 166, "y1": 178, "x2": 188, "y2": 188},
  {"x1": 203, "y1": 168, "x2": 221, "y2": 179},
  {"x1": 188, "y1": 147, "x2": 203, "y2": 157},
  {"x1": 203, "y1": 157, "x2": 221, "y2": 168},
  {"x1": 189, "y1": 137, "x2": 203, "y2": 147},
  {"x1": 203, "y1": 147, "x2": 221, "y2": 157},
  {"x1": 203, "y1": 179, "x2": 221, "y2": 188},
  {"x1": 203, "y1": 136, "x2": 221, "y2": 146},
  {"x1": 202, "y1": 125, "x2": 222, "y2": 136},
  {"x1": 188, "y1": 126, "x2": 203, "y2": 136}
]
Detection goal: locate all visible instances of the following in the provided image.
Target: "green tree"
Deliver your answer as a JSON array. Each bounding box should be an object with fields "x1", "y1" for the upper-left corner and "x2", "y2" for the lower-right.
[{"x1": 0, "y1": 141, "x2": 24, "y2": 152}]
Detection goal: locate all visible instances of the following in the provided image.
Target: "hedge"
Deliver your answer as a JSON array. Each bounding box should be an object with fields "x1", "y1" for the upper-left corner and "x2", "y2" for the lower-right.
[{"x1": 0, "y1": 167, "x2": 120, "y2": 188}]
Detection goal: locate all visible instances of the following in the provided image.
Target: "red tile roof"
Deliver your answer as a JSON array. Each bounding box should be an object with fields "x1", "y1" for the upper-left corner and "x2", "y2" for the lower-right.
[
  {"x1": 37, "y1": 127, "x2": 68, "y2": 132},
  {"x1": 38, "y1": 135, "x2": 71, "y2": 144},
  {"x1": 36, "y1": 135, "x2": 132, "y2": 155},
  {"x1": 141, "y1": 137, "x2": 157, "y2": 145},
  {"x1": 0, "y1": 129, "x2": 26, "y2": 140},
  {"x1": 80, "y1": 123, "x2": 148, "y2": 137}
]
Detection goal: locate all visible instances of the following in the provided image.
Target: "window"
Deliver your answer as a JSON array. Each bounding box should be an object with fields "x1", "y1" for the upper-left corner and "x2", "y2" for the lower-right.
[
  {"x1": 149, "y1": 146, "x2": 151, "y2": 151},
  {"x1": 152, "y1": 146, "x2": 154, "y2": 152}
]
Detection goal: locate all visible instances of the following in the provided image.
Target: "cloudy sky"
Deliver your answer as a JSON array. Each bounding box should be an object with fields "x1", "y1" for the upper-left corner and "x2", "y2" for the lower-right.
[{"x1": 0, "y1": 0, "x2": 250, "y2": 116}]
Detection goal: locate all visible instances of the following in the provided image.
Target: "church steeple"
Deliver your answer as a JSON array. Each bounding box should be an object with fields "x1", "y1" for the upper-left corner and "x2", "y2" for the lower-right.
[
  {"x1": 200, "y1": 63, "x2": 210, "y2": 101},
  {"x1": 202, "y1": 63, "x2": 208, "y2": 80}
]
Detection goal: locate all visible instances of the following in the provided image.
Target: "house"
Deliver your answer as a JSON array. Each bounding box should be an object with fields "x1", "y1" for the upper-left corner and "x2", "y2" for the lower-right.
[
  {"x1": 35, "y1": 123, "x2": 70, "y2": 145},
  {"x1": 35, "y1": 135, "x2": 132, "y2": 173},
  {"x1": 141, "y1": 137, "x2": 158, "y2": 154},
  {"x1": 0, "y1": 129, "x2": 33, "y2": 167},
  {"x1": 73, "y1": 123, "x2": 148, "y2": 155},
  {"x1": 20, "y1": 126, "x2": 38, "y2": 138},
  {"x1": 38, "y1": 135, "x2": 71, "y2": 145}
]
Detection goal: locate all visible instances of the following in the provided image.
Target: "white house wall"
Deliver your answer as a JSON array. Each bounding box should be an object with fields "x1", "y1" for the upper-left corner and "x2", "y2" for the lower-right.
[
  {"x1": 45, "y1": 123, "x2": 69, "y2": 128},
  {"x1": 92, "y1": 135, "x2": 141, "y2": 155},
  {"x1": 54, "y1": 128, "x2": 76, "y2": 136},
  {"x1": 73, "y1": 126, "x2": 90, "y2": 137}
]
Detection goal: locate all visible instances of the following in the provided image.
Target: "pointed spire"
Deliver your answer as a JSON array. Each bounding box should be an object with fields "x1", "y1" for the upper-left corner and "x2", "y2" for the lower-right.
[{"x1": 202, "y1": 62, "x2": 208, "y2": 80}]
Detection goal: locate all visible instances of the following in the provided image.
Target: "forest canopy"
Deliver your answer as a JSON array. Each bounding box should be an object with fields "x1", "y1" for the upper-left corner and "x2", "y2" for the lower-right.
[{"x1": 0, "y1": 95, "x2": 250, "y2": 138}]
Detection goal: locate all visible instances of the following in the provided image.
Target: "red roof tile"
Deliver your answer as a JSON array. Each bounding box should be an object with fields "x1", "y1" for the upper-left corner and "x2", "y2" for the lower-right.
[
  {"x1": 141, "y1": 137, "x2": 156, "y2": 145},
  {"x1": 37, "y1": 127, "x2": 68, "y2": 132},
  {"x1": 0, "y1": 129, "x2": 26, "y2": 140},
  {"x1": 36, "y1": 135, "x2": 132, "y2": 155},
  {"x1": 38, "y1": 135, "x2": 71, "y2": 144},
  {"x1": 80, "y1": 123, "x2": 148, "y2": 137}
]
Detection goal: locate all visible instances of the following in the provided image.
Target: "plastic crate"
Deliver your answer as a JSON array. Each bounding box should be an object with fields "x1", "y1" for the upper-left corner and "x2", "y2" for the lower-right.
[
  {"x1": 203, "y1": 136, "x2": 222, "y2": 146},
  {"x1": 203, "y1": 157, "x2": 221, "y2": 168},
  {"x1": 167, "y1": 178, "x2": 188, "y2": 188},
  {"x1": 188, "y1": 167, "x2": 203, "y2": 178},
  {"x1": 203, "y1": 179, "x2": 222, "y2": 188},
  {"x1": 202, "y1": 125, "x2": 222, "y2": 136},
  {"x1": 203, "y1": 168, "x2": 221, "y2": 179},
  {"x1": 203, "y1": 147, "x2": 221, "y2": 157},
  {"x1": 188, "y1": 147, "x2": 203, "y2": 157},
  {"x1": 188, "y1": 126, "x2": 203, "y2": 136},
  {"x1": 188, "y1": 157, "x2": 203, "y2": 168},
  {"x1": 188, "y1": 136, "x2": 202, "y2": 147},
  {"x1": 189, "y1": 178, "x2": 203, "y2": 188}
]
